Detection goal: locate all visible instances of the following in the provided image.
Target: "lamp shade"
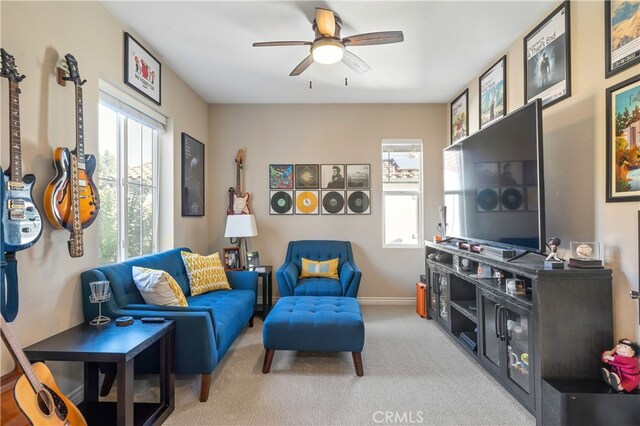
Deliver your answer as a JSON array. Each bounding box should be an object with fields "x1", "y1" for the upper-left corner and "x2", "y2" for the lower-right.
[{"x1": 224, "y1": 214, "x2": 258, "y2": 238}]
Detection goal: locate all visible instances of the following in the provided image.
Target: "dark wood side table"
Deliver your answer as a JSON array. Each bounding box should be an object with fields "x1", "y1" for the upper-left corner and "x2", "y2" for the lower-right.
[
  {"x1": 250, "y1": 265, "x2": 273, "y2": 319},
  {"x1": 24, "y1": 320, "x2": 175, "y2": 426}
]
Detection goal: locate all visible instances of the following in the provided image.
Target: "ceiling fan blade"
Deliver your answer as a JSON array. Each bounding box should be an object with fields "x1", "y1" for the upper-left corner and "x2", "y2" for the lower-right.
[
  {"x1": 290, "y1": 55, "x2": 314, "y2": 76},
  {"x1": 253, "y1": 41, "x2": 312, "y2": 47},
  {"x1": 315, "y1": 8, "x2": 336, "y2": 37},
  {"x1": 342, "y1": 51, "x2": 371, "y2": 74},
  {"x1": 343, "y1": 31, "x2": 404, "y2": 46}
]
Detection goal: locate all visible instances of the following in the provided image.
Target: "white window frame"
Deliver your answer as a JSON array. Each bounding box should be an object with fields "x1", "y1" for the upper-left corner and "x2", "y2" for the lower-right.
[
  {"x1": 381, "y1": 139, "x2": 424, "y2": 249},
  {"x1": 99, "y1": 82, "x2": 163, "y2": 263}
]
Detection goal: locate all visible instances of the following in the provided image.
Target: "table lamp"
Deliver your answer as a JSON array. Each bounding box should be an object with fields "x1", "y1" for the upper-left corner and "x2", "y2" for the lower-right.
[{"x1": 224, "y1": 214, "x2": 258, "y2": 269}]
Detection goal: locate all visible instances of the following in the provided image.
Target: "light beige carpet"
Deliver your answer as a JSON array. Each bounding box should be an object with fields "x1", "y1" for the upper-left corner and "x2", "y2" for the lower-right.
[{"x1": 119, "y1": 305, "x2": 535, "y2": 425}]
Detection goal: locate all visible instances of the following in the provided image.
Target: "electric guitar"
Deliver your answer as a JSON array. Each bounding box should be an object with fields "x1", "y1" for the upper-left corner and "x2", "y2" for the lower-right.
[
  {"x1": 43, "y1": 54, "x2": 99, "y2": 257},
  {"x1": 227, "y1": 149, "x2": 250, "y2": 215},
  {"x1": 1, "y1": 49, "x2": 43, "y2": 252},
  {"x1": 0, "y1": 315, "x2": 87, "y2": 425}
]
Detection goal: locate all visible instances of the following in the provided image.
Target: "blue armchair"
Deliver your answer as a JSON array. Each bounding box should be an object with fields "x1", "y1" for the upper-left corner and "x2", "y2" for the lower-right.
[{"x1": 276, "y1": 240, "x2": 362, "y2": 297}]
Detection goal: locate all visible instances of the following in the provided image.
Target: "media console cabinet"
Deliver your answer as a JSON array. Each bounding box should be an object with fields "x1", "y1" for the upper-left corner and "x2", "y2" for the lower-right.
[{"x1": 424, "y1": 241, "x2": 614, "y2": 424}]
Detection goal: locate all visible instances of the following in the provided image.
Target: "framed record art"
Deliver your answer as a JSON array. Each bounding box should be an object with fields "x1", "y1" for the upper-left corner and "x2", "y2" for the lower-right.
[
  {"x1": 346, "y1": 164, "x2": 370, "y2": 189},
  {"x1": 269, "y1": 164, "x2": 294, "y2": 189},
  {"x1": 269, "y1": 190, "x2": 294, "y2": 215},
  {"x1": 451, "y1": 89, "x2": 469, "y2": 143},
  {"x1": 500, "y1": 187, "x2": 525, "y2": 211},
  {"x1": 606, "y1": 74, "x2": 640, "y2": 202},
  {"x1": 524, "y1": 1, "x2": 571, "y2": 108},
  {"x1": 605, "y1": 0, "x2": 640, "y2": 78},
  {"x1": 346, "y1": 190, "x2": 371, "y2": 215},
  {"x1": 295, "y1": 190, "x2": 319, "y2": 215},
  {"x1": 124, "y1": 32, "x2": 161, "y2": 105},
  {"x1": 479, "y1": 55, "x2": 506, "y2": 128},
  {"x1": 321, "y1": 164, "x2": 346, "y2": 189},
  {"x1": 295, "y1": 164, "x2": 319, "y2": 189},
  {"x1": 321, "y1": 190, "x2": 346, "y2": 214}
]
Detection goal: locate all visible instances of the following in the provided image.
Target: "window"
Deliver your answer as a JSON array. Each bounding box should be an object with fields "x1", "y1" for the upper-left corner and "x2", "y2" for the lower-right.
[
  {"x1": 381, "y1": 140, "x2": 423, "y2": 248},
  {"x1": 98, "y1": 103, "x2": 160, "y2": 264}
]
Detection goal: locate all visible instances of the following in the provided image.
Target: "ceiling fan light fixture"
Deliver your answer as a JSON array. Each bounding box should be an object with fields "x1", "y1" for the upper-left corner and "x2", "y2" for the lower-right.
[{"x1": 311, "y1": 39, "x2": 345, "y2": 64}]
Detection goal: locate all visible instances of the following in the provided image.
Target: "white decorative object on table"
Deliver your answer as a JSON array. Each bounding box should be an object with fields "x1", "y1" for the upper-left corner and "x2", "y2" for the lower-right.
[{"x1": 89, "y1": 280, "x2": 111, "y2": 325}]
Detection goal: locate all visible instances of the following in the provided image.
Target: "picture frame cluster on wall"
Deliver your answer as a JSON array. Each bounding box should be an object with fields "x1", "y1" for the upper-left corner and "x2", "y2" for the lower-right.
[{"x1": 268, "y1": 164, "x2": 371, "y2": 215}]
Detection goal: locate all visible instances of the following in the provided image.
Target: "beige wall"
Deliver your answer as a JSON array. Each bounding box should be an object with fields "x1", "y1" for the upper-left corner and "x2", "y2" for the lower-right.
[
  {"x1": 209, "y1": 104, "x2": 446, "y2": 298},
  {"x1": 449, "y1": 1, "x2": 639, "y2": 342},
  {"x1": 0, "y1": 1, "x2": 210, "y2": 388}
]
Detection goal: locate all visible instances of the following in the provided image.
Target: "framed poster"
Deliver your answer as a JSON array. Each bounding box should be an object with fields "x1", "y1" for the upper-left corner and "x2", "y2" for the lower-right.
[
  {"x1": 269, "y1": 164, "x2": 293, "y2": 189},
  {"x1": 524, "y1": 1, "x2": 571, "y2": 108},
  {"x1": 450, "y1": 89, "x2": 469, "y2": 144},
  {"x1": 124, "y1": 32, "x2": 161, "y2": 105},
  {"x1": 295, "y1": 164, "x2": 319, "y2": 189},
  {"x1": 181, "y1": 133, "x2": 205, "y2": 216},
  {"x1": 605, "y1": 74, "x2": 640, "y2": 202},
  {"x1": 346, "y1": 164, "x2": 370, "y2": 188},
  {"x1": 605, "y1": 0, "x2": 640, "y2": 78},
  {"x1": 321, "y1": 164, "x2": 346, "y2": 189},
  {"x1": 479, "y1": 56, "x2": 507, "y2": 128}
]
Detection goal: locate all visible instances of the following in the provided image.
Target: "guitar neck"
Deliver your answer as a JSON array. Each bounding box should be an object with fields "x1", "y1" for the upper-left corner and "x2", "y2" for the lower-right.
[
  {"x1": 0, "y1": 316, "x2": 44, "y2": 394},
  {"x1": 8, "y1": 81, "x2": 22, "y2": 182},
  {"x1": 75, "y1": 85, "x2": 85, "y2": 168},
  {"x1": 236, "y1": 164, "x2": 241, "y2": 195}
]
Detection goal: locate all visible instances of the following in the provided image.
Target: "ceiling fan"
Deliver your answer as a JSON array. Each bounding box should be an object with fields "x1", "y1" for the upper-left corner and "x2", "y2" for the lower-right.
[{"x1": 252, "y1": 7, "x2": 404, "y2": 76}]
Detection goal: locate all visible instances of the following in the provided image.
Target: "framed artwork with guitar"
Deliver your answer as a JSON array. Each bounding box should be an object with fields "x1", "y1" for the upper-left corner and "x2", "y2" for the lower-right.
[{"x1": 181, "y1": 133, "x2": 205, "y2": 216}]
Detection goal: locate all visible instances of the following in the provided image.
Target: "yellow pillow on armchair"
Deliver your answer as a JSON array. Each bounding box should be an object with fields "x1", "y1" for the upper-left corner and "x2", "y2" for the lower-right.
[{"x1": 299, "y1": 258, "x2": 339, "y2": 279}]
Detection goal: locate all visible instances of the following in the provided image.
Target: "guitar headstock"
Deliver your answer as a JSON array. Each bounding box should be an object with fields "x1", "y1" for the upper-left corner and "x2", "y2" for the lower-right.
[
  {"x1": 62, "y1": 53, "x2": 87, "y2": 87},
  {"x1": 0, "y1": 48, "x2": 25, "y2": 83},
  {"x1": 235, "y1": 149, "x2": 244, "y2": 167}
]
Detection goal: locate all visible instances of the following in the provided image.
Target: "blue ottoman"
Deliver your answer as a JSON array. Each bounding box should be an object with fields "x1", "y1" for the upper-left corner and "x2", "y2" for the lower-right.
[{"x1": 262, "y1": 296, "x2": 365, "y2": 376}]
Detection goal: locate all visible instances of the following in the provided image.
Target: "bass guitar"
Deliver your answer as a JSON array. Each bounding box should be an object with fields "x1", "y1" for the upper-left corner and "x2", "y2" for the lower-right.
[
  {"x1": 227, "y1": 149, "x2": 250, "y2": 215},
  {"x1": 43, "y1": 54, "x2": 99, "y2": 257},
  {"x1": 1, "y1": 48, "x2": 43, "y2": 251},
  {"x1": 0, "y1": 315, "x2": 87, "y2": 425}
]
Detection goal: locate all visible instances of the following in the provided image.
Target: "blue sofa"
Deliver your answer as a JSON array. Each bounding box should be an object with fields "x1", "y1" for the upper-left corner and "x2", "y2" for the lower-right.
[
  {"x1": 80, "y1": 247, "x2": 257, "y2": 402},
  {"x1": 276, "y1": 240, "x2": 362, "y2": 297}
]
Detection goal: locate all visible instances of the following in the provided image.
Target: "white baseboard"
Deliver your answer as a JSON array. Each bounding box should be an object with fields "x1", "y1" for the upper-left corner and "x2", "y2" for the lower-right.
[
  {"x1": 260, "y1": 296, "x2": 415, "y2": 305},
  {"x1": 68, "y1": 384, "x2": 84, "y2": 405}
]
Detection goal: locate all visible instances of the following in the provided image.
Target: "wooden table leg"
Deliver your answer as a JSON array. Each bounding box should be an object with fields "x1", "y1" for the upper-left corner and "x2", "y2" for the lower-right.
[
  {"x1": 352, "y1": 352, "x2": 364, "y2": 377},
  {"x1": 261, "y1": 275, "x2": 267, "y2": 319},
  {"x1": 262, "y1": 349, "x2": 274, "y2": 374},
  {"x1": 159, "y1": 330, "x2": 175, "y2": 411},
  {"x1": 84, "y1": 362, "x2": 99, "y2": 402},
  {"x1": 266, "y1": 272, "x2": 273, "y2": 315},
  {"x1": 117, "y1": 359, "x2": 134, "y2": 426}
]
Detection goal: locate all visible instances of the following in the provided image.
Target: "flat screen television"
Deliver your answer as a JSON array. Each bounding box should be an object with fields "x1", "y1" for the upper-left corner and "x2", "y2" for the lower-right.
[{"x1": 443, "y1": 99, "x2": 545, "y2": 252}]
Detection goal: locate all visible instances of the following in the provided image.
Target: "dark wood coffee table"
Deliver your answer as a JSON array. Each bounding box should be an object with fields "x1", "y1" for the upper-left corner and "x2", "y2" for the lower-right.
[{"x1": 23, "y1": 320, "x2": 175, "y2": 426}]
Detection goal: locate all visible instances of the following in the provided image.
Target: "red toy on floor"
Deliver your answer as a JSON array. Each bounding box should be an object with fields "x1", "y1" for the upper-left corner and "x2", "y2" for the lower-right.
[{"x1": 600, "y1": 338, "x2": 640, "y2": 392}]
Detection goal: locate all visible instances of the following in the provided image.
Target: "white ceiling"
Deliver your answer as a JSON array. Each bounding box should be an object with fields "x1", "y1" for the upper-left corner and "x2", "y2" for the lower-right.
[{"x1": 102, "y1": 1, "x2": 555, "y2": 104}]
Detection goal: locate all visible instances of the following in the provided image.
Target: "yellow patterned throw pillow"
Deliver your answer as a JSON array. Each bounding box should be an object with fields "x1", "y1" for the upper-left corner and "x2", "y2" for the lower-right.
[
  {"x1": 132, "y1": 266, "x2": 188, "y2": 307},
  {"x1": 299, "y1": 258, "x2": 340, "y2": 279},
  {"x1": 181, "y1": 251, "x2": 231, "y2": 296}
]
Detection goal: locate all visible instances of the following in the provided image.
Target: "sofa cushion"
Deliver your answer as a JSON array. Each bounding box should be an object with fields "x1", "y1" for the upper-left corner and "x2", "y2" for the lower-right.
[
  {"x1": 181, "y1": 251, "x2": 231, "y2": 296},
  {"x1": 293, "y1": 278, "x2": 343, "y2": 296},
  {"x1": 300, "y1": 258, "x2": 339, "y2": 279},
  {"x1": 132, "y1": 266, "x2": 188, "y2": 307},
  {"x1": 187, "y1": 289, "x2": 255, "y2": 357}
]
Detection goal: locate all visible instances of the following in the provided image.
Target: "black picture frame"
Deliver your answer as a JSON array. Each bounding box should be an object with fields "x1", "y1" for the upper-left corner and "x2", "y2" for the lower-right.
[
  {"x1": 450, "y1": 89, "x2": 469, "y2": 144},
  {"x1": 605, "y1": 0, "x2": 640, "y2": 78},
  {"x1": 479, "y1": 55, "x2": 507, "y2": 128},
  {"x1": 321, "y1": 164, "x2": 346, "y2": 189},
  {"x1": 124, "y1": 32, "x2": 161, "y2": 105},
  {"x1": 269, "y1": 164, "x2": 294, "y2": 189},
  {"x1": 295, "y1": 164, "x2": 319, "y2": 189},
  {"x1": 605, "y1": 74, "x2": 640, "y2": 203},
  {"x1": 223, "y1": 247, "x2": 242, "y2": 270},
  {"x1": 346, "y1": 164, "x2": 371, "y2": 189},
  {"x1": 523, "y1": 1, "x2": 571, "y2": 108},
  {"x1": 181, "y1": 133, "x2": 205, "y2": 216},
  {"x1": 294, "y1": 190, "x2": 319, "y2": 215}
]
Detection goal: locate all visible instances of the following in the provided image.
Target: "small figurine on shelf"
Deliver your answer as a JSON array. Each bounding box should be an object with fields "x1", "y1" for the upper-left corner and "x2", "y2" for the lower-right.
[
  {"x1": 545, "y1": 237, "x2": 563, "y2": 261},
  {"x1": 599, "y1": 338, "x2": 640, "y2": 392}
]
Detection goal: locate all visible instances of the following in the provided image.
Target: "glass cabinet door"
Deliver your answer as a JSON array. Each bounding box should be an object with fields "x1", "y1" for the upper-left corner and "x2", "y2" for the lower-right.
[
  {"x1": 506, "y1": 309, "x2": 531, "y2": 394},
  {"x1": 438, "y1": 274, "x2": 449, "y2": 322}
]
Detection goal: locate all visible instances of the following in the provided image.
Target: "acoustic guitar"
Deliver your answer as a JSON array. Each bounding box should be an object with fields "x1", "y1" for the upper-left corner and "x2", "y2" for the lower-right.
[
  {"x1": 0, "y1": 315, "x2": 86, "y2": 425},
  {"x1": 43, "y1": 54, "x2": 99, "y2": 257},
  {"x1": 1, "y1": 48, "x2": 43, "y2": 252},
  {"x1": 227, "y1": 149, "x2": 250, "y2": 215}
]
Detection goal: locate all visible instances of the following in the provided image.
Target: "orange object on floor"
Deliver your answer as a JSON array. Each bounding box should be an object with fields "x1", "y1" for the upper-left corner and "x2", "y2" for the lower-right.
[{"x1": 416, "y1": 281, "x2": 427, "y2": 318}]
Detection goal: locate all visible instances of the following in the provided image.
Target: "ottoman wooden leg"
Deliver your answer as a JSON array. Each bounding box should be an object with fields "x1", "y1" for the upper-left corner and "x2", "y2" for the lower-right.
[
  {"x1": 262, "y1": 349, "x2": 275, "y2": 374},
  {"x1": 352, "y1": 352, "x2": 364, "y2": 377}
]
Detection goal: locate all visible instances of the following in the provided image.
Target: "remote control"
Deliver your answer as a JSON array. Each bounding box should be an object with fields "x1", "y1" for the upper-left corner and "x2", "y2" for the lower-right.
[{"x1": 141, "y1": 317, "x2": 165, "y2": 323}]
